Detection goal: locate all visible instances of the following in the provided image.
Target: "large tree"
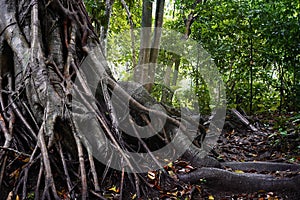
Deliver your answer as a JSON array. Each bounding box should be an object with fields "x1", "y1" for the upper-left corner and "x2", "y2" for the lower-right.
[
  {"x1": 0, "y1": 0, "x2": 299, "y2": 199},
  {"x1": 0, "y1": 0, "x2": 207, "y2": 198}
]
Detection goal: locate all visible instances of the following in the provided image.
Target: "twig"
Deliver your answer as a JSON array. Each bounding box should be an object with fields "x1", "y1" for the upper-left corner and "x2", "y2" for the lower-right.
[
  {"x1": 129, "y1": 118, "x2": 164, "y2": 170},
  {"x1": 7, "y1": 75, "x2": 16, "y2": 146},
  {"x1": 0, "y1": 77, "x2": 10, "y2": 120},
  {"x1": 101, "y1": 77, "x2": 123, "y2": 143},
  {"x1": 87, "y1": 150, "x2": 100, "y2": 192},
  {"x1": 89, "y1": 190, "x2": 107, "y2": 200},
  {"x1": 22, "y1": 144, "x2": 39, "y2": 194},
  {"x1": 74, "y1": 134, "x2": 88, "y2": 200},
  {"x1": 134, "y1": 173, "x2": 140, "y2": 198},
  {"x1": 0, "y1": 113, "x2": 11, "y2": 148},
  {"x1": 7, "y1": 71, "x2": 36, "y2": 140},
  {"x1": 57, "y1": 141, "x2": 73, "y2": 195},
  {"x1": 0, "y1": 154, "x2": 7, "y2": 192},
  {"x1": 34, "y1": 159, "x2": 43, "y2": 200},
  {"x1": 21, "y1": 101, "x2": 39, "y2": 131},
  {"x1": 9, "y1": 95, "x2": 37, "y2": 140},
  {"x1": 119, "y1": 167, "x2": 125, "y2": 200},
  {"x1": 38, "y1": 122, "x2": 60, "y2": 200}
]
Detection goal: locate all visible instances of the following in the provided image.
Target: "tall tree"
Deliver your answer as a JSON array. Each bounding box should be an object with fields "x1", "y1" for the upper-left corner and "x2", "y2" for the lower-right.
[
  {"x1": 134, "y1": 0, "x2": 165, "y2": 92},
  {"x1": 0, "y1": 0, "x2": 205, "y2": 198}
]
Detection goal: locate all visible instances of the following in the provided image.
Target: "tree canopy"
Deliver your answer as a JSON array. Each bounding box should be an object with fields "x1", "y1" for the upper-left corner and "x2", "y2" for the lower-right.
[{"x1": 85, "y1": 0, "x2": 300, "y2": 114}]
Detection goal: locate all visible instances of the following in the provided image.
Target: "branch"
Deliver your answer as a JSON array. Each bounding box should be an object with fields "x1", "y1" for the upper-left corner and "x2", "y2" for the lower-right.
[
  {"x1": 182, "y1": 13, "x2": 198, "y2": 40},
  {"x1": 38, "y1": 123, "x2": 60, "y2": 200},
  {"x1": 0, "y1": 147, "x2": 31, "y2": 157}
]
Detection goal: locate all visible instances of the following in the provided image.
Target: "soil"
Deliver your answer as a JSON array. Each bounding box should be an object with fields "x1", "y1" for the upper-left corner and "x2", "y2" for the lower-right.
[
  {"x1": 1, "y1": 113, "x2": 299, "y2": 200},
  {"x1": 191, "y1": 113, "x2": 300, "y2": 199}
]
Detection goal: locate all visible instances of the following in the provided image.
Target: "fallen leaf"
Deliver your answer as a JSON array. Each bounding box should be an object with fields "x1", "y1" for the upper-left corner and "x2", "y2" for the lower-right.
[
  {"x1": 9, "y1": 169, "x2": 20, "y2": 179},
  {"x1": 21, "y1": 157, "x2": 30, "y2": 163},
  {"x1": 147, "y1": 171, "x2": 156, "y2": 180},
  {"x1": 174, "y1": 160, "x2": 189, "y2": 167},
  {"x1": 108, "y1": 185, "x2": 119, "y2": 193},
  {"x1": 131, "y1": 193, "x2": 136, "y2": 199},
  {"x1": 234, "y1": 170, "x2": 245, "y2": 174}
]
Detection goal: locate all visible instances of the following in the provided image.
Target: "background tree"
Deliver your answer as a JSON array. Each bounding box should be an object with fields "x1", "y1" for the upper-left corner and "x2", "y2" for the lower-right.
[
  {"x1": 133, "y1": 0, "x2": 166, "y2": 92},
  {"x1": 170, "y1": 0, "x2": 300, "y2": 113}
]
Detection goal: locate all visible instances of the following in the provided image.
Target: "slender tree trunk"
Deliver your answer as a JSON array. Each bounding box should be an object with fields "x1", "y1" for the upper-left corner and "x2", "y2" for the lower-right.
[
  {"x1": 100, "y1": 0, "x2": 114, "y2": 55},
  {"x1": 146, "y1": 0, "x2": 165, "y2": 92},
  {"x1": 161, "y1": 55, "x2": 180, "y2": 105},
  {"x1": 133, "y1": 0, "x2": 153, "y2": 84},
  {"x1": 134, "y1": 0, "x2": 165, "y2": 93},
  {"x1": 161, "y1": 65, "x2": 172, "y2": 104},
  {"x1": 279, "y1": 63, "x2": 284, "y2": 114},
  {"x1": 294, "y1": 61, "x2": 300, "y2": 111},
  {"x1": 249, "y1": 18, "x2": 253, "y2": 115},
  {"x1": 172, "y1": 57, "x2": 180, "y2": 86}
]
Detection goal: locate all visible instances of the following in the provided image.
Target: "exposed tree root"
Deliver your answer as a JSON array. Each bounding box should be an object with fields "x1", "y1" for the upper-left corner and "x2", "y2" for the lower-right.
[
  {"x1": 177, "y1": 167, "x2": 300, "y2": 194},
  {"x1": 221, "y1": 161, "x2": 300, "y2": 172}
]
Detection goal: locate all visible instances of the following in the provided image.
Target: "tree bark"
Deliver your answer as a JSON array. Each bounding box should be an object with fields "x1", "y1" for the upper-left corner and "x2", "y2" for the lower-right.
[
  {"x1": 134, "y1": 0, "x2": 165, "y2": 93},
  {"x1": 147, "y1": 0, "x2": 165, "y2": 92},
  {"x1": 133, "y1": 0, "x2": 153, "y2": 84}
]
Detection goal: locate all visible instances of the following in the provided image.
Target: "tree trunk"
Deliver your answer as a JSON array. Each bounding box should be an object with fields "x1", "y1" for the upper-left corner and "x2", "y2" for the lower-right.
[
  {"x1": 147, "y1": 0, "x2": 165, "y2": 92},
  {"x1": 161, "y1": 55, "x2": 180, "y2": 105},
  {"x1": 0, "y1": 0, "x2": 116, "y2": 199},
  {"x1": 134, "y1": 0, "x2": 165, "y2": 93},
  {"x1": 161, "y1": 65, "x2": 172, "y2": 104},
  {"x1": 295, "y1": 61, "x2": 300, "y2": 111},
  {"x1": 0, "y1": 1, "x2": 199, "y2": 198},
  {"x1": 133, "y1": 0, "x2": 153, "y2": 84}
]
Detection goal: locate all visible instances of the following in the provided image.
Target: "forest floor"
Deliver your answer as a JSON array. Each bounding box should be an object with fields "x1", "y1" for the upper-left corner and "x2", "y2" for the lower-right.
[
  {"x1": 190, "y1": 112, "x2": 300, "y2": 200},
  {"x1": 2, "y1": 112, "x2": 299, "y2": 200},
  {"x1": 97, "y1": 111, "x2": 300, "y2": 200}
]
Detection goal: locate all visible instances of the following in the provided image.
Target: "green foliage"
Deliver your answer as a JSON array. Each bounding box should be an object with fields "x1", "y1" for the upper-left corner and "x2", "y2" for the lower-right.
[
  {"x1": 172, "y1": 0, "x2": 300, "y2": 114},
  {"x1": 27, "y1": 192, "x2": 35, "y2": 200},
  {"x1": 84, "y1": 0, "x2": 142, "y2": 36},
  {"x1": 85, "y1": 0, "x2": 300, "y2": 114},
  {"x1": 109, "y1": 0, "x2": 142, "y2": 33}
]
